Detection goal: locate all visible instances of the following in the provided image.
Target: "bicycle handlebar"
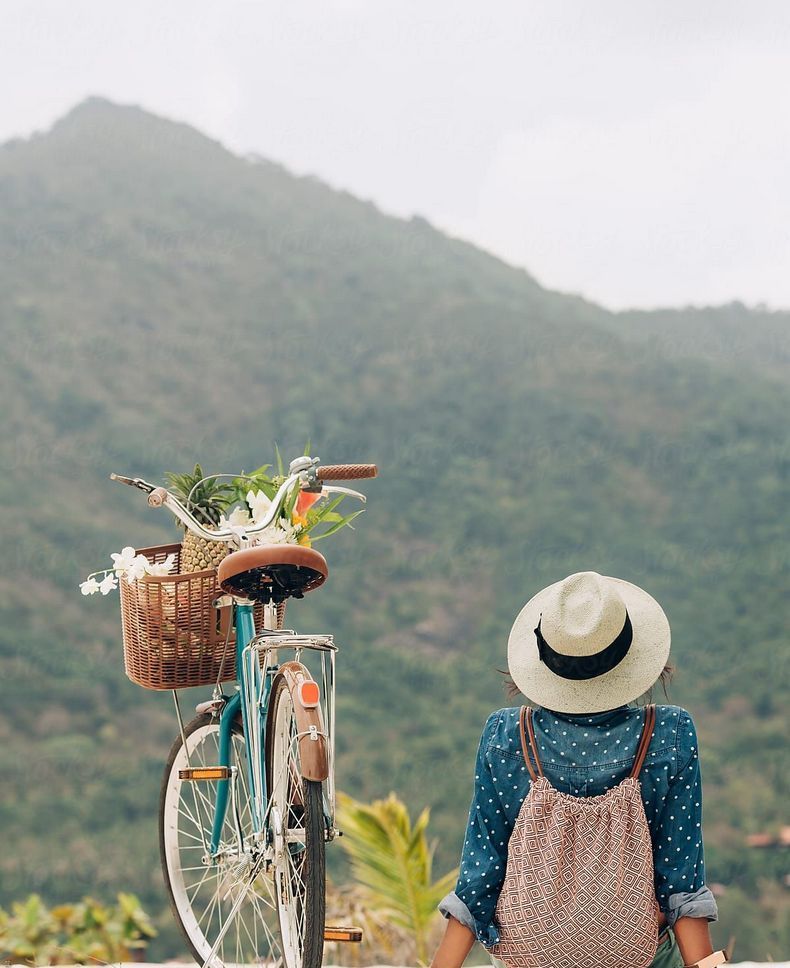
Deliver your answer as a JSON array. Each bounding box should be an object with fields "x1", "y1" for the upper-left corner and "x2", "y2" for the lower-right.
[
  {"x1": 316, "y1": 464, "x2": 378, "y2": 480},
  {"x1": 110, "y1": 458, "x2": 375, "y2": 547},
  {"x1": 111, "y1": 472, "x2": 306, "y2": 543}
]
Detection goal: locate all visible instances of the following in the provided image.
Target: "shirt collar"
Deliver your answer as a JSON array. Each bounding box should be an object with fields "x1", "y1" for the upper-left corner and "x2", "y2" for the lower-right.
[{"x1": 538, "y1": 702, "x2": 633, "y2": 725}]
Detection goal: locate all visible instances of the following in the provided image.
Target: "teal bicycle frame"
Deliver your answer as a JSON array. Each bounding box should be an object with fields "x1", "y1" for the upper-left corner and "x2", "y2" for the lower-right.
[{"x1": 210, "y1": 603, "x2": 271, "y2": 854}]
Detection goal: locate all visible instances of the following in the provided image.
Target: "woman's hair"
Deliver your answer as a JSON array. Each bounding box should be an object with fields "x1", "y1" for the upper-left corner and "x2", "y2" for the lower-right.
[{"x1": 496, "y1": 661, "x2": 676, "y2": 703}]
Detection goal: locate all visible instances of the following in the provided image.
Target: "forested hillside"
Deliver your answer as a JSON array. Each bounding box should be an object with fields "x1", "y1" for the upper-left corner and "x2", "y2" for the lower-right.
[{"x1": 0, "y1": 98, "x2": 787, "y2": 960}]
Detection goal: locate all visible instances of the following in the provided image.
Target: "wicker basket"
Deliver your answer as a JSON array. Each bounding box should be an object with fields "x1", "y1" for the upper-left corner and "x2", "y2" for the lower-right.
[{"x1": 119, "y1": 542, "x2": 273, "y2": 690}]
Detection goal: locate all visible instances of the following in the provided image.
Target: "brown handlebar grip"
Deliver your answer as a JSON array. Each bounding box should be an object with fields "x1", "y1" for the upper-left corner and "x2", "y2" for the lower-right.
[
  {"x1": 316, "y1": 463, "x2": 378, "y2": 480},
  {"x1": 148, "y1": 487, "x2": 168, "y2": 508}
]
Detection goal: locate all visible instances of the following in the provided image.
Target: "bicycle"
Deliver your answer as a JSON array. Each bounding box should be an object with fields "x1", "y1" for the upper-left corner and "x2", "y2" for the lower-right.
[{"x1": 110, "y1": 455, "x2": 378, "y2": 968}]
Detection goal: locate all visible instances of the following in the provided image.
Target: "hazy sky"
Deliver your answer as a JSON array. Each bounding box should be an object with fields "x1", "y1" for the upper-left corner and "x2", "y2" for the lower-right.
[{"x1": 4, "y1": 1, "x2": 790, "y2": 310}]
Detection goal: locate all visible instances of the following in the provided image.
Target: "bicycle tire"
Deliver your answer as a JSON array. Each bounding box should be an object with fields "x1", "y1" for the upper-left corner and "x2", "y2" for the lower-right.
[
  {"x1": 159, "y1": 711, "x2": 283, "y2": 968},
  {"x1": 265, "y1": 673, "x2": 326, "y2": 968}
]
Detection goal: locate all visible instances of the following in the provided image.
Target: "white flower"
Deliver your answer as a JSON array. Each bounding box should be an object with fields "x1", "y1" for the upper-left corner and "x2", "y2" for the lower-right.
[
  {"x1": 111, "y1": 546, "x2": 137, "y2": 573},
  {"x1": 219, "y1": 506, "x2": 252, "y2": 528},
  {"x1": 250, "y1": 520, "x2": 298, "y2": 546},
  {"x1": 99, "y1": 573, "x2": 118, "y2": 595},
  {"x1": 124, "y1": 554, "x2": 150, "y2": 582},
  {"x1": 82, "y1": 544, "x2": 169, "y2": 599},
  {"x1": 247, "y1": 489, "x2": 272, "y2": 524},
  {"x1": 226, "y1": 524, "x2": 250, "y2": 543},
  {"x1": 144, "y1": 553, "x2": 177, "y2": 577}
]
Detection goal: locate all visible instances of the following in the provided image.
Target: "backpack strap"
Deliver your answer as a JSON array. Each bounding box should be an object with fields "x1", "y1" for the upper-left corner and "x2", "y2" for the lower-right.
[
  {"x1": 526, "y1": 707, "x2": 545, "y2": 777},
  {"x1": 519, "y1": 705, "x2": 545, "y2": 781},
  {"x1": 629, "y1": 703, "x2": 656, "y2": 778}
]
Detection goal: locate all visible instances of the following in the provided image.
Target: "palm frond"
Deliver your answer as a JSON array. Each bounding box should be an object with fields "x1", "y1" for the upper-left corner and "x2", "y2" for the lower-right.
[{"x1": 336, "y1": 790, "x2": 459, "y2": 966}]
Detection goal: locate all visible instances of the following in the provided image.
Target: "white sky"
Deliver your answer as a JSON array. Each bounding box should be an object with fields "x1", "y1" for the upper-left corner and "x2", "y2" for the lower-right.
[{"x1": 4, "y1": 0, "x2": 790, "y2": 310}]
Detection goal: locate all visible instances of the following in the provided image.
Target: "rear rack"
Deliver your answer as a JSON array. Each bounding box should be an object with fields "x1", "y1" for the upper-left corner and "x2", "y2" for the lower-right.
[{"x1": 249, "y1": 632, "x2": 337, "y2": 654}]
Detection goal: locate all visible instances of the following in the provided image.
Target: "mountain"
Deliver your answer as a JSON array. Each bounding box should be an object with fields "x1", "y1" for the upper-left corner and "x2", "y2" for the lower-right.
[{"x1": 0, "y1": 98, "x2": 787, "y2": 960}]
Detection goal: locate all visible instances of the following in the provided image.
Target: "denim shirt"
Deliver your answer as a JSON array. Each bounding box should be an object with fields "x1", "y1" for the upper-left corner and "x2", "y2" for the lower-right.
[{"x1": 437, "y1": 702, "x2": 718, "y2": 949}]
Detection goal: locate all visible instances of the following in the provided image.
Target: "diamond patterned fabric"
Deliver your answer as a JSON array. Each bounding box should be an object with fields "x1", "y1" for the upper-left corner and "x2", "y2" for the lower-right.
[{"x1": 487, "y1": 718, "x2": 661, "y2": 968}]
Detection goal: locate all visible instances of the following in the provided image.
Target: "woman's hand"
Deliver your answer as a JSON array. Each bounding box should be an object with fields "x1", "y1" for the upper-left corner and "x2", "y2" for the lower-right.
[{"x1": 430, "y1": 915, "x2": 477, "y2": 968}]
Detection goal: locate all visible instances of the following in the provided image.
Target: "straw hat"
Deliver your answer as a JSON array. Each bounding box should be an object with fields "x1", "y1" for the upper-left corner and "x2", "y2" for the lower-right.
[{"x1": 507, "y1": 571, "x2": 671, "y2": 714}]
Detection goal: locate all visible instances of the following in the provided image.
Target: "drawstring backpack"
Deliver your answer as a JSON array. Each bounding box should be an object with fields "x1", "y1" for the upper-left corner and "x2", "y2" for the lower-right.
[{"x1": 488, "y1": 703, "x2": 662, "y2": 968}]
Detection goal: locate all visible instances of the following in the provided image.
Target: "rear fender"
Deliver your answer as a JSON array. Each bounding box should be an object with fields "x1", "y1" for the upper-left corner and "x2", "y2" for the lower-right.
[{"x1": 267, "y1": 660, "x2": 329, "y2": 781}]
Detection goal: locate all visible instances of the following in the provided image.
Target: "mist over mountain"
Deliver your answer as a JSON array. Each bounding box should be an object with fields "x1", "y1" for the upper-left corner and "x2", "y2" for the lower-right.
[{"x1": 1, "y1": 98, "x2": 787, "y2": 959}]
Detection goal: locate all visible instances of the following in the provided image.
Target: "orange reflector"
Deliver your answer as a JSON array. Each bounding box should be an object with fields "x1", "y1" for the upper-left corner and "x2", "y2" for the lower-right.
[
  {"x1": 298, "y1": 680, "x2": 320, "y2": 708},
  {"x1": 178, "y1": 767, "x2": 232, "y2": 781},
  {"x1": 324, "y1": 926, "x2": 363, "y2": 943}
]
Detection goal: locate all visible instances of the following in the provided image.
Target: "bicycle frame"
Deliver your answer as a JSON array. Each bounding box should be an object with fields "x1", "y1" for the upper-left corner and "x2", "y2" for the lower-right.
[
  {"x1": 207, "y1": 602, "x2": 336, "y2": 856},
  {"x1": 210, "y1": 603, "x2": 261, "y2": 854}
]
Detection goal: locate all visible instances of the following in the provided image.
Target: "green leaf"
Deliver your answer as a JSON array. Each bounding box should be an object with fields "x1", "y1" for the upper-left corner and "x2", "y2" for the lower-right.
[
  {"x1": 310, "y1": 508, "x2": 364, "y2": 541},
  {"x1": 284, "y1": 480, "x2": 301, "y2": 518},
  {"x1": 309, "y1": 493, "x2": 344, "y2": 519},
  {"x1": 302, "y1": 494, "x2": 345, "y2": 531},
  {"x1": 316, "y1": 510, "x2": 343, "y2": 523},
  {"x1": 233, "y1": 465, "x2": 277, "y2": 504}
]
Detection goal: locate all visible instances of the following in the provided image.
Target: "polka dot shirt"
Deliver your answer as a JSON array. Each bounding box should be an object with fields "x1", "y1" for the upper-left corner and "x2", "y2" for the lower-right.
[{"x1": 437, "y1": 703, "x2": 719, "y2": 949}]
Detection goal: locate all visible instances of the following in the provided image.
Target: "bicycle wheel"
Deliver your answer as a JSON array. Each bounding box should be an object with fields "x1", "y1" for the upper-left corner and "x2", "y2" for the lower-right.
[
  {"x1": 265, "y1": 673, "x2": 326, "y2": 968},
  {"x1": 159, "y1": 712, "x2": 284, "y2": 968}
]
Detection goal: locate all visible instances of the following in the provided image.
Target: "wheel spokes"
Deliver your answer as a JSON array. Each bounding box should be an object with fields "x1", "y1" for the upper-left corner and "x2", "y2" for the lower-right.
[
  {"x1": 164, "y1": 691, "x2": 324, "y2": 968},
  {"x1": 165, "y1": 724, "x2": 282, "y2": 967}
]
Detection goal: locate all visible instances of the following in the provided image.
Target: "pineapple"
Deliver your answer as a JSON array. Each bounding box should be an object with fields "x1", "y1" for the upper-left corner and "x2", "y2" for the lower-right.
[{"x1": 164, "y1": 464, "x2": 234, "y2": 573}]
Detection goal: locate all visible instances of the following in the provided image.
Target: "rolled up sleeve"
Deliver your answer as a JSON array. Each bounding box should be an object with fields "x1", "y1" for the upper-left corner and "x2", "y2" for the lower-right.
[
  {"x1": 653, "y1": 710, "x2": 719, "y2": 927},
  {"x1": 437, "y1": 711, "x2": 512, "y2": 948},
  {"x1": 436, "y1": 890, "x2": 479, "y2": 935}
]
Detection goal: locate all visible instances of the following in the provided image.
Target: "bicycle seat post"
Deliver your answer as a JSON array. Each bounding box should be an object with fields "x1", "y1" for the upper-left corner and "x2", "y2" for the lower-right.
[{"x1": 263, "y1": 602, "x2": 279, "y2": 631}]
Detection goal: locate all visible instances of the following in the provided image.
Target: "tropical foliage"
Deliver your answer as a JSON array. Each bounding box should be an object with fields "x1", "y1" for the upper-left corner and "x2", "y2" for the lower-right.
[
  {"x1": 0, "y1": 893, "x2": 156, "y2": 965},
  {"x1": 331, "y1": 790, "x2": 457, "y2": 966}
]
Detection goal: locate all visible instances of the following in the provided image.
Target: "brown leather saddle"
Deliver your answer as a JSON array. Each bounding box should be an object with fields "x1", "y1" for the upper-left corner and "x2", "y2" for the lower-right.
[{"x1": 217, "y1": 544, "x2": 328, "y2": 604}]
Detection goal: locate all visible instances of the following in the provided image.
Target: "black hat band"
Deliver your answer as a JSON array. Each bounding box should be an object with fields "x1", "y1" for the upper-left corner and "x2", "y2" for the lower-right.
[{"x1": 534, "y1": 611, "x2": 633, "y2": 681}]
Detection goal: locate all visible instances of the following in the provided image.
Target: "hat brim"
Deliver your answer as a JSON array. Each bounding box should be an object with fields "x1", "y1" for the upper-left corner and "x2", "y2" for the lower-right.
[{"x1": 507, "y1": 576, "x2": 671, "y2": 714}]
